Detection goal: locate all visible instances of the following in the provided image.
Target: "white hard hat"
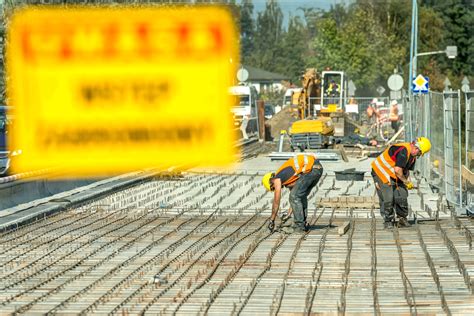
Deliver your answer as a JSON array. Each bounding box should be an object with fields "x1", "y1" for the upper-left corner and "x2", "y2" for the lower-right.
[
  {"x1": 371, "y1": 98, "x2": 378, "y2": 104},
  {"x1": 390, "y1": 100, "x2": 398, "y2": 106}
]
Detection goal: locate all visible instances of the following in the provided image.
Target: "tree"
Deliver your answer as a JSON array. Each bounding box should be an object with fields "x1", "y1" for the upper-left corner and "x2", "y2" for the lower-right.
[
  {"x1": 248, "y1": 0, "x2": 284, "y2": 73},
  {"x1": 425, "y1": 0, "x2": 473, "y2": 79},
  {"x1": 239, "y1": 0, "x2": 255, "y2": 65},
  {"x1": 278, "y1": 16, "x2": 308, "y2": 85},
  {"x1": 417, "y1": 6, "x2": 446, "y2": 91}
]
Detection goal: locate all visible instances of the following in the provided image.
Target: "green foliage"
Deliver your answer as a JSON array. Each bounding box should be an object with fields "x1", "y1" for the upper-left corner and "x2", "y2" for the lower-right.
[
  {"x1": 236, "y1": 0, "x2": 471, "y2": 94},
  {"x1": 239, "y1": 0, "x2": 255, "y2": 66},
  {"x1": 305, "y1": 5, "x2": 405, "y2": 95},
  {"x1": 247, "y1": 0, "x2": 284, "y2": 72},
  {"x1": 425, "y1": 0, "x2": 474, "y2": 83},
  {"x1": 259, "y1": 89, "x2": 284, "y2": 106},
  {"x1": 0, "y1": 0, "x2": 471, "y2": 99},
  {"x1": 277, "y1": 16, "x2": 308, "y2": 84}
]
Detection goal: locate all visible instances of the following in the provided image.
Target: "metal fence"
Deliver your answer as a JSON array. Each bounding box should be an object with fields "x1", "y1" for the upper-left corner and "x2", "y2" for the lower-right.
[
  {"x1": 409, "y1": 92, "x2": 445, "y2": 184},
  {"x1": 308, "y1": 96, "x2": 393, "y2": 138},
  {"x1": 442, "y1": 91, "x2": 463, "y2": 207},
  {"x1": 428, "y1": 92, "x2": 446, "y2": 185},
  {"x1": 406, "y1": 90, "x2": 465, "y2": 210},
  {"x1": 466, "y1": 91, "x2": 474, "y2": 172},
  {"x1": 464, "y1": 91, "x2": 473, "y2": 214}
]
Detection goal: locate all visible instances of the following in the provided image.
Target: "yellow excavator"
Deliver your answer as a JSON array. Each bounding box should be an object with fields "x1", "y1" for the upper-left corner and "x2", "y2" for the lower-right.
[{"x1": 288, "y1": 68, "x2": 335, "y2": 150}]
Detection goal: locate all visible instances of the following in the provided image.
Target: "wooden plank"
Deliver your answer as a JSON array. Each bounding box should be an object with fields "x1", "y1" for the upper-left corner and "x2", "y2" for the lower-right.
[
  {"x1": 338, "y1": 221, "x2": 350, "y2": 236},
  {"x1": 335, "y1": 144, "x2": 349, "y2": 162}
]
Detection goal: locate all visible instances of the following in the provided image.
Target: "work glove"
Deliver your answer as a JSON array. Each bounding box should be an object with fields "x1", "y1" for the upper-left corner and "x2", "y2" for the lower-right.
[
  {"x1": 280, "y1": 211, "x2": 290, "y2": 222},
  {"x1": 405, "y1": 181, "x2": 414, "y2": 190},
  {"x1": 268, "y1": 220, "x2": 275, "y2": 233}
]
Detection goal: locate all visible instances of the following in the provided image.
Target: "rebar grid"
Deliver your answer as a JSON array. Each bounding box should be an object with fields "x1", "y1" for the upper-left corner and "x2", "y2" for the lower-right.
[{"x1": 0, "y1": 171, "x2": 473, "y2": 315}]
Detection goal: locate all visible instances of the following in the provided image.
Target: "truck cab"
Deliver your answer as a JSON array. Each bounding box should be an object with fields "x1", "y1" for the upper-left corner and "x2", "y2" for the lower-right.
[{"x1": 229, "y1": 84, "x2": 258, "y2": 124}]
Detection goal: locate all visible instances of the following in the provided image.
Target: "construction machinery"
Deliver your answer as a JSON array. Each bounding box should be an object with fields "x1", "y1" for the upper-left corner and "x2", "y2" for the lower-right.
[
  {"x1": 287, "y1": 68, "x2": 335, "y2": 150},
  {"x1": 320, "y1": 70, "x2": 347, "y2": 137},
  {"x1": 283, "y1": 88, "x2": 302, "y2": 107}
]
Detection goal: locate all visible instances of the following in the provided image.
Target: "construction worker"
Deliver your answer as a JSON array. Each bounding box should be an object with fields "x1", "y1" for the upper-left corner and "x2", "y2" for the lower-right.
[
  {"x1": 326, "y1": 80, "x2": 340, "y2": 97},
  {"x1": 367, "y1": 98, "x2": 377, "y2": 124},
  {"x1": 371, "y1": 137, "x2": 431, "y2": 229},
  {"x1": 389, "y1": 100, "x2": 400, "y2": 132},
  {"x1": 262, "y1": 153, "x2": 323, "y2": 233}
]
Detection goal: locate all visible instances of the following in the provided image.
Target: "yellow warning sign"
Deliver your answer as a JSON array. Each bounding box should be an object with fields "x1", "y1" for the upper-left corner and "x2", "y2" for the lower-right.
[{"x1": 7, "y1": 7, "x2": 238, "y2": 175}]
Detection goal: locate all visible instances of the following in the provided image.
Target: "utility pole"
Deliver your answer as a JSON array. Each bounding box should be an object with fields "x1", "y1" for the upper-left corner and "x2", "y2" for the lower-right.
[{"x1": 408, "y1": 0, "x2": 418, "y2": 95}]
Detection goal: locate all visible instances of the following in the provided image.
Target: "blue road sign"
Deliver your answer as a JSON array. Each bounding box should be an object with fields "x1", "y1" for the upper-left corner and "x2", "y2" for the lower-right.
[{"x1": 412, "y1": 75, "x2": 429, "y2": 94}]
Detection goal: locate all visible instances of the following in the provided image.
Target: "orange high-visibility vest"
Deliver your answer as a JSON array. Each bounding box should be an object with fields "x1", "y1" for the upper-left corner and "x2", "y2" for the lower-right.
[
  {"x1": 367, "y1": 106, "x2": 374, "y2": 118},
  {"x1": 371, "y1": 143, "x2": 411, "y2": 184},
  {"x1": 276, "y1": 154, "x2": 316, "y2": 186}
]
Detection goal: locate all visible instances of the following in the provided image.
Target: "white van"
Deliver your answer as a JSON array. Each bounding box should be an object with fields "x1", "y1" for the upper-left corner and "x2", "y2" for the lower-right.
[{"x1": 229, "y1": 84, "x2": 258, "y2": 123}]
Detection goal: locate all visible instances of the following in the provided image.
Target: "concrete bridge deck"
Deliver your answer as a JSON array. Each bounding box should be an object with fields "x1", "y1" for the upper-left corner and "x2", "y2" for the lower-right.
[{"x1": 0, "y1": 144, "x2": 473, "y2": 314}]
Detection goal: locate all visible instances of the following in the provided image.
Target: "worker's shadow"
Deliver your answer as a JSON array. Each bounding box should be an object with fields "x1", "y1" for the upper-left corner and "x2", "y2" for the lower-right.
[{"x1": 306, "y1": 224, "x2": 336, "y2": 230}]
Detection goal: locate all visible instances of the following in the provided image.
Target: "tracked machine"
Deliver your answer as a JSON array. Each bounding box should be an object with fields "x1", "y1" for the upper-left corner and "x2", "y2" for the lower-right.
[{"x1": 287, "y1": 68, "x2": 335, "y2": 151}]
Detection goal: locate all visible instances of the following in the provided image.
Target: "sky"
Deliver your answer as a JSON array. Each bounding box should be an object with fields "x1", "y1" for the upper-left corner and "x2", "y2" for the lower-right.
[{"x1": 236, "y1": 0, "x2": 352, "y2": 27}]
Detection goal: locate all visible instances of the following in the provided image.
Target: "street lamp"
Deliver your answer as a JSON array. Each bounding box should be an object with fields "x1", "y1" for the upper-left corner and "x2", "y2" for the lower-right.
[
  {"x1": 416, "y1": 46, "x2": 458, "y2": 59},
  {"x1": 412, "y1": 46, "x2": 457, "y2": 86}
]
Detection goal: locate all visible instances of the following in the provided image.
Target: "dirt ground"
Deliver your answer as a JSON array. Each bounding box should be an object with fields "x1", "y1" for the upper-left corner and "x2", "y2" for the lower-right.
[{"x1": 265, "y1": 105, "x2": 298, "y2": 141}]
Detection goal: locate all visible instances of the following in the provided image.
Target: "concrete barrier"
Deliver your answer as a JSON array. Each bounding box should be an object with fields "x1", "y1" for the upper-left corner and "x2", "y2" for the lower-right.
[{"x1": 0, "y1": 178, "x2": 99, "y2": 210}]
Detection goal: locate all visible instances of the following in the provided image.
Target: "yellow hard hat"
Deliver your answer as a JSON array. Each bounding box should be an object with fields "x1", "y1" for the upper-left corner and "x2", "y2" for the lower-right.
[
  {"x1": 415, "y1": 137, "x2": 431, "y2": 155},
  {"x1": 433, "y1": 159, "x2": 439, "y2": 168},
  {"x1": 262, "y1": 172, "x2": 274, "y2": 191}
]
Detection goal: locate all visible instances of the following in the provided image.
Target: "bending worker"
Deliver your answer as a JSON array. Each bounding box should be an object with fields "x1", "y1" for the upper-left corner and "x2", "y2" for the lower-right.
[
  {"x1": 262, "y1": 153, "x2": 323, "y2": 233},
  {"x1": 371, "y1": 137, "x2": 431, "y2": 228}
]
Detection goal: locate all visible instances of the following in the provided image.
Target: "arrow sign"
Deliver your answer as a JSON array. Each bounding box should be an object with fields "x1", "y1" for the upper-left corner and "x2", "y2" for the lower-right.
[
  {"x1": 376, "y1": 86, "x2": 385, "y2": 96},
  {"x1": 413, "y1": 74, "x2": 429, "y2": 94}
]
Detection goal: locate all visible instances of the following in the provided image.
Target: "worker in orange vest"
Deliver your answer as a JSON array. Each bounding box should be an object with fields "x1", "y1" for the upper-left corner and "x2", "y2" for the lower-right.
[
  {"x1": 262, "y1": 154, "x2": 323, "y2": 233},
  {"x1": 389, "y1": 100, "x2": 400, "y2": 132},
  {"x1": 367, "y1": 98, "x2": 377, "y2": 124},
  {"x1": 371, "y1": 137, "x2": 431, "y2": 229}
]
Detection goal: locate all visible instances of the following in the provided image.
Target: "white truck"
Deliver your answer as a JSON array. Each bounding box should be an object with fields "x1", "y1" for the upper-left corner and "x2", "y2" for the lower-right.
[{"x1": 228, "y1": 84, "x2": 259, "y2": 139}]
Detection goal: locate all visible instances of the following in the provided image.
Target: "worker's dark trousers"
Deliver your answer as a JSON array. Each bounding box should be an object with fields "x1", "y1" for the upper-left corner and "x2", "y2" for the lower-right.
[
  {"x1": 372, "y1": 174, "x2": 409, "y2": 223},
  {"x1": 289, "y1": 162, "x2": 323, "y2": 230},
  {"x1": 391, "y1": 121, "x2": 399, "y2": 132}
]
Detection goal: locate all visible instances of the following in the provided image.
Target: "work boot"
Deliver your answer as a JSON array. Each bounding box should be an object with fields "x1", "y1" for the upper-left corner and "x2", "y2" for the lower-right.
[
  {"x1": 281, "y1": 226, "x2": 294, "y2": 234},
  {"x1": 281, "y1": 225, "x2": 306, "y2": 234},
  {"x1": 383, "y1": 221, "x2": 394, "y2": 229},
  {"x1": 280, "y1": 216, "x2": 294, "y2": 228},
  {"x1": 295, "y1": 227, "x2": 307, "y2": 233},
  {"x1": 398, "y1": 217, "x2": 411, "y2": 228}
]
